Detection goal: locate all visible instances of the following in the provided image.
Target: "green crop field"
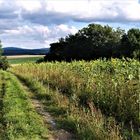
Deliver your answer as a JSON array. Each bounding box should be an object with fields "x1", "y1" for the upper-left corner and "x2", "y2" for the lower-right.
[
  {"x1": 6, "y1": 55, "x2": 44, "y2": 64},
  {"x1": 0, "y1": 58, "x2": 137, "y2": 140}
]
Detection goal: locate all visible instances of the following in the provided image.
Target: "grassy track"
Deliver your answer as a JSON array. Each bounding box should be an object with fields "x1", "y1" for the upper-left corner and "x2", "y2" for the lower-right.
[{"x1": 0, "y1": 71, "x2": 48, "y2": 140}]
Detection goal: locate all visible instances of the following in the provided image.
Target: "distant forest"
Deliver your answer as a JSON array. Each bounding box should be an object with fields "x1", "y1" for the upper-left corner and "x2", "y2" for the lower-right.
[{"x1": 44, "y1": 24, "x2": 140, "y2": 61}]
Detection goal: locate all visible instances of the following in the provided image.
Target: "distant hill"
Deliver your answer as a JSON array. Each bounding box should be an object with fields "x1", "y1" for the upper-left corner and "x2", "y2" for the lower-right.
[{"x1": 2, "y1": 47, "x2": 49, "y2": 55}]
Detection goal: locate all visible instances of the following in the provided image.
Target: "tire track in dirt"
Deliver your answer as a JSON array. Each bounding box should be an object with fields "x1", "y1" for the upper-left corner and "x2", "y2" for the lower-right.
[{"x1": 17, "y1": 77, "x2": 76, "y2": 140}]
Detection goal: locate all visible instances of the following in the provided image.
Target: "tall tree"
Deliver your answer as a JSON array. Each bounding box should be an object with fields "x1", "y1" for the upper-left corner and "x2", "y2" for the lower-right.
[
  {"x1": 44, "y1": 24, "x2": 140, "y2": 62},
  {"x1": 120, "y1": 28, "x2": 140, "y2": 59},
  {"x1": 0, "y1": 40, "x2": 9, "y2": 70}
]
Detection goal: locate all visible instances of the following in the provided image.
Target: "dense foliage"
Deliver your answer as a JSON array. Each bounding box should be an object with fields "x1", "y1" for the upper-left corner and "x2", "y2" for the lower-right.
[
  {"x1": 11, "y1": 59, "x2": 140, "y2": 139},
  {"x1": 0, "y1": 41, "x2": 9, "y2": 70},
  {"x1": 44, "y1": 24, "x2": 140, "y2": 61}
]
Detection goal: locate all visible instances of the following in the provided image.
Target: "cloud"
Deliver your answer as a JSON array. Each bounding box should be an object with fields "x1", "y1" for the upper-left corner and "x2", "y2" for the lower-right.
[
  {"x1": 19, "y1": 0, "x2": 140, "y2": 24},
  {"x1": 16, "y1": 0, "x2": 41, "y2": 12},
  {"x1": 1, "y1": 0, "x2": 140, "y2": 25},
  {"x1": 0, "y1": 0, "x2": 140, "y2": 48},
  {"x1": 0, "y1": 1, "x2": 18, "y2": 19},
  {"x1": 0, "y1": 24, "x2": 78, "y2": 48}
]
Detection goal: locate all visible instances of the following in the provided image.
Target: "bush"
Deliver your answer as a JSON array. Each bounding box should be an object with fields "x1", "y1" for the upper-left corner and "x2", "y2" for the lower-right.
[
  {"x1": 36, "y1": 57, "x2": 44, "y2": 63},
  {"x1": 0, "y1": 41, "x2": 9, "y2": 70},
  {"x1": 0, "y1": 56, "x2": 9, "y2": 70}
]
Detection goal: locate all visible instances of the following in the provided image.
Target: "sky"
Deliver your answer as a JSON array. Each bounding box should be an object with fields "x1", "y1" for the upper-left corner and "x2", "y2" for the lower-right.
[{"x1": 0, "y1": 0, "x2": 140, "y2": 49}]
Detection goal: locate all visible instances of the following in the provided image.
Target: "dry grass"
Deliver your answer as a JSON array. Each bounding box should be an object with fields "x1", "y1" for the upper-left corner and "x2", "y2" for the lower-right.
[{"x1": 7, "y1": 55, "x2": 45, "y2": 59}]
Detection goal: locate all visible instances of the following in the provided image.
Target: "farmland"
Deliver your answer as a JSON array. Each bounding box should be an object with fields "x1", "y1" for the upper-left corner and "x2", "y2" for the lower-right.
[
  {"x1": 0, "y1": 0, "x2": 140, "y2": 139},
  {"x1": 0, "y1": 58, "x2": 138, "y2": 139},
  {"x1": 6, "y1": 55, "x2": 44, "y2": 64}
]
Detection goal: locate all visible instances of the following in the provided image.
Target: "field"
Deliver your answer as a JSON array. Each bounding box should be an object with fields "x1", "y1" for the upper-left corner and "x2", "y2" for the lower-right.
[
  {"x1": 0, "y1": 58, "x2": 139, "y2": 139},
  {"x1": 6, "y1": 55, "x2": 44, "y2": 64}
]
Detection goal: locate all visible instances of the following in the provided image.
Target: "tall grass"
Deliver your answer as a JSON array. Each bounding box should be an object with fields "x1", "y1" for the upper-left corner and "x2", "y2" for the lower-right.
[
  {"x1": 11, "y1": 58, "x2": 140, "y2": 139},
  {"x1": 15, "y1": 74, "x2": 122, "y2": 140}
]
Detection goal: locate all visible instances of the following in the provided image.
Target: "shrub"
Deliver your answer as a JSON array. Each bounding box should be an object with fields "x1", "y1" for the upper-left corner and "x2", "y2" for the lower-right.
[{"x1": 0, "y1": 56, "x2": 9, "y2": 70}]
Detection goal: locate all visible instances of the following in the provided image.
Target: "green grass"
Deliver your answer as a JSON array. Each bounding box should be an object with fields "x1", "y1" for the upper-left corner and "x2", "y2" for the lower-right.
[
  {"x1": 0, "y1": 71, "x2": 48, "y2": 140},
  {"x1": 8, "y1": 57, "x2": 42, "y2": 64},
  {"x1": 0, "y1": 73, "x2": 5, "y2": 138}
]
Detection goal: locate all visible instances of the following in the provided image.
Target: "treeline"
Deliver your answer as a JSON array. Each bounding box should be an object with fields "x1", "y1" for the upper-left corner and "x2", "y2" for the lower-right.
[{"x1": 44, "y1": 24, "x2": 140, "y2": 61}]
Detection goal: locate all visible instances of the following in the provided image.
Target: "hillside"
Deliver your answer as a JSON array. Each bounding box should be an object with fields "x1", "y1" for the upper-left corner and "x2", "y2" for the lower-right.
[{"x1": 2, "y1": 47, "x2": 49, "y2": 55}]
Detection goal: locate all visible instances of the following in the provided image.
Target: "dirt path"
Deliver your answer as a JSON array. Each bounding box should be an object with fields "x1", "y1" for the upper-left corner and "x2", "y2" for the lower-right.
[
  {"x1": 31, "y1": 98, "x2": 75, "y2": 140},
  {"x1": 18, "y1": 79, "x2": 76, "y2": 140}
]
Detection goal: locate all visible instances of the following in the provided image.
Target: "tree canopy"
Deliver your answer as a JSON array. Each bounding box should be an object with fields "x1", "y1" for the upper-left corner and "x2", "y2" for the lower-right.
[
  {"x1": 120, "y1": 29, "x2": 140, "y2": 59},
  {"x1": 44, "y1": 24, "x2": 140, "y2": 61}
]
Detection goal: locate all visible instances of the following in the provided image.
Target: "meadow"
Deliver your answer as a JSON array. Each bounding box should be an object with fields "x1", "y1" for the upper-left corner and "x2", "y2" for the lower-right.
[
  {"x1": 7, "y1": 55, "x2": 44, "y2": 64},
  {"x1": 6, "y1": 58, "x2": 139, "y2": 140}
]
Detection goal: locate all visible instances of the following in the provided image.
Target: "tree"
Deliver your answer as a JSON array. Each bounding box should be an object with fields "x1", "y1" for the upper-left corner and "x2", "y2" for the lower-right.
[
  {"x1": 75, "y1": 24, "x2": 124, "y2": 58},
  {"x1": 0, "y1": 41, "x2": 9, "y2": 70},
  {"x1": 120, "y1": 28, "x2": 140, "y2": 59},
  {"x1": 44, "y1": 23, "x2": 139, "y2": 62}
]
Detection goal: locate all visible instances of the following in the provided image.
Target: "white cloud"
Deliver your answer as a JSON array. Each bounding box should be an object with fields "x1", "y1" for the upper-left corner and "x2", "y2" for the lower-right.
[
  {"x1": 0, "y1": 0, "x2": 3, "y2": 4},
  {"x1": 44, "y1": 0, "x2": 140, "y2": 22},
  {"x1": 43, "y1": 24, "x2": 78, "y2": 47},
  {"x1": 53, "y1": 24, "x2": 77, "y2": 36},
  {"x1": 1, "y1": 24, "x2": 78, "y2": 48},
  {"x1": 0, "y1": 0, "x2": 140, "y2": 49},
  {"x1": 123, "y1": 1, "x2": 140, "y2": 21},
  {"x1": 1, "y1": 0, "x2": 140, "y2": 23},
  {"x1": 16, "y1": 0, "x2": 42, "y2": 12}
]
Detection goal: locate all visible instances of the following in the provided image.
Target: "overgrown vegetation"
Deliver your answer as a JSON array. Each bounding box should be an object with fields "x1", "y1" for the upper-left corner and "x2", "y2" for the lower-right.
[
  {"x1": 0, "y1": 71, "x2": 47, "y2": 139},
  {"x1": 44, "y1": 24, "x2": 140, "y2": 61},
  {"x1": 13, "y1": 70, "x2": 123, "y2": 140},
  {"x1": 11, "y1": 59, "x2": 140, "y2": 139}
]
